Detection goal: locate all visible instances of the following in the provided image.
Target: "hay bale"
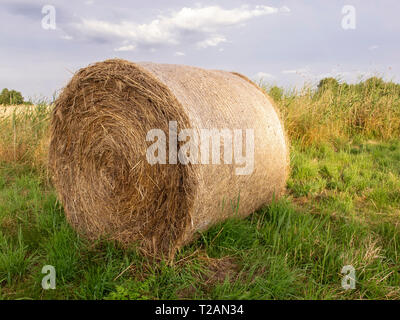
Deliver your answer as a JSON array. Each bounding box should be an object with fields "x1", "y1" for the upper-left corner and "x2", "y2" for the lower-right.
[{"x1": 49, "y1": 59, "x2": 289, "y2": 258}]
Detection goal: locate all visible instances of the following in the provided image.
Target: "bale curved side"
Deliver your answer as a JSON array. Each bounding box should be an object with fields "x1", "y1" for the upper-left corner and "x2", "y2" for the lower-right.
[{"x1": 138, "y1": 63, "x2": 289, "y2": 243}]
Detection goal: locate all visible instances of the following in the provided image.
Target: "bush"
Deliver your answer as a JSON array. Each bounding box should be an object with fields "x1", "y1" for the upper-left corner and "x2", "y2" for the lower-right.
[
  {"x1": 0, "y1": 88, "x2": 24, "y2": 105},
  {"x1": 268, "y1": 86, "x2": 284, "y2": 101},
  {"x1": 317, "y1": 77, "x2": 340, "y2": 93}
]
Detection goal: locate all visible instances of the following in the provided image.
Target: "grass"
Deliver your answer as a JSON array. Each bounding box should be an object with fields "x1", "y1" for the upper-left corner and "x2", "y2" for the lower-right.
[
  {"x1": 0, "y1": 77, "x2": 399, "y2": 300},
  {"x1": 267, "y1": 77, "x2": 400, "y2": 144}
]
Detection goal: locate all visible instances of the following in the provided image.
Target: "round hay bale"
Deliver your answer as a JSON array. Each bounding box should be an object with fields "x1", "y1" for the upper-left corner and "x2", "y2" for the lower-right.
[{"x1": 49, "y1": 59, "x2": 289, "y2": 258}]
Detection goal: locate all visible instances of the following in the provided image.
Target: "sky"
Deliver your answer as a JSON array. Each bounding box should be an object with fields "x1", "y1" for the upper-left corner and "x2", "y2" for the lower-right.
[{"x1": 0, "y1": 0, "x2": 399, "y2": 101}]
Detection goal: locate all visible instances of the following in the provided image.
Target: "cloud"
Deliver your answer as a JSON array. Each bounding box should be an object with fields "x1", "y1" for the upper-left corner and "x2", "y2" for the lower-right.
[
  {"x1": 197, "y1": 35, "x2": 227, "y2": 48},
  {"x1": 2, "y1": 0, "x2": 42, "y2": 20},
  {"x1": 61, "y1": 34, "x2": 73, "y2": 41},
  {"x1": 77, "y1": 19, "x2": 177, "y2": 46},
  {"x1": 282, "y1": 68, "x2": 309, "y2": 75},
  {"x1": 163, "y1": 5, "x2": 280, "y2": 32},
  {"x1": 279, "y1": 6, "x2": 291, "y2": 13},
  {"x1": 174, "y1": 51, "x2": 185, "y2": 56},
  {"x1": 71, "y1": 5, "x2": 285, "y2": 50},
  {"x1": 114, "y1": 44, "x2": 136, "y2": 52},
  {"x1": 254, "y1": 72, "x2": 274, "y2": 80},
  {"x1": 368, "y1": 45, "x2": 379, "y2": 51}
]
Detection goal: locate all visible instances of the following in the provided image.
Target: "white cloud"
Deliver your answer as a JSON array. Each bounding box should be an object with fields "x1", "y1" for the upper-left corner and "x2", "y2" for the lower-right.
[
  {"x1": 61, "y1": 34, "x2": 73, "y2": 40},
  {"x1": 197, "y1": 35, "x2": 227, "y2": 48},
  {"x1": 73, "y1": 5, "x2": 285, "y2": 49},
  {"x1": 174, "y1": 51, "x2": 185, "y2": 56},
  {"x1": 368, "y1": 45, "x2": 379, "y2": 51},
  {"x1": 167, "y1": 5, "x2": 279, "y2": 32},
  {"x1": 114, "y1": 44, "x2": 136, "y2": 52},
  {"x1": 78, "y1": 19, "x2": 177, "y2": 45},
  {"x1": 254, "y1": 72, "x2": 274, "y2": 80},
  {"x1": 279, "y1": 6, "x2": 291, "y2": 13},
  {"x1": 282, "y1": 68, "x2": 309, "y2": 75}
]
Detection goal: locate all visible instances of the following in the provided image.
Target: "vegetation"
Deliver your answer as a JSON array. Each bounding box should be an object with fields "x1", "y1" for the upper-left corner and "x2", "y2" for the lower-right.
[
  {"x1": 267, "y1": 77, "x2": 400, "y2": 145},
  {"x1": 0, "y1": 77, "x2": 399, "y2": 299},
  {"x1": 0, "y1": 89, "x2": 25, "y2": 106}
]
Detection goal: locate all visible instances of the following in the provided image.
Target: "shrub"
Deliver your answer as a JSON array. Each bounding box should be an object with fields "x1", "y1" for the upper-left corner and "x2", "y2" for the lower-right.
[{"x1": 268, "y1": 86, "x2": 284, "y2": 101}]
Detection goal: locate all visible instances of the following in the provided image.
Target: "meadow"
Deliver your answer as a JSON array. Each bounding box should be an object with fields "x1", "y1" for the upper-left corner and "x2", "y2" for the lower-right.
[{"x1": 0, "y1": 77, "x2": 399, "y2": 299}]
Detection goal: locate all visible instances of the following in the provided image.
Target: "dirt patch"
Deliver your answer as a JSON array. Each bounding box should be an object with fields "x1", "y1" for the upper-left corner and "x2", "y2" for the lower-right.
[
  {"x1": 201, "y1": 256, "x2": 239, "y2": 285},
  {"x1": 177, "y1": 254, "x2": 240, "y2": 299}
]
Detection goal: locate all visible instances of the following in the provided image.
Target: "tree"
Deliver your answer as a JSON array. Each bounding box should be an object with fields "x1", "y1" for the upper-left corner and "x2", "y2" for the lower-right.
[
  {"x1": 0, "y1": 88, "x2": 24, "y2": 105},
  {"x1": 363, "y1": 77, "x2": 385, "y2": 89},
  {"x1": 317, "y1": 78, "x2": 340, "y2": 93}
]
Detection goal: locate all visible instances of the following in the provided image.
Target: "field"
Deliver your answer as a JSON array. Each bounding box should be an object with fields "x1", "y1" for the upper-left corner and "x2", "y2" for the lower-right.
[{"x1": 0, "y1": 78, "x2": 399, "y2": 299}]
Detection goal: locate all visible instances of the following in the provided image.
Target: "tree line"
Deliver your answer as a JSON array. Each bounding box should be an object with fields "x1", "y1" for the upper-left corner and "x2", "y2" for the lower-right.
[
  {"x1": 267, "y1": 77, "x2": 400, "y2": 101},
  {"x1": 0, "y1": 88, "x2": 25, "y2": 105}
]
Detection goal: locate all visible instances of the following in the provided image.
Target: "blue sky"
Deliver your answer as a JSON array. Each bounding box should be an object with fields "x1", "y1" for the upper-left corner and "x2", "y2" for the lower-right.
[{"x1": 0, "y1": 0, "x2": 399, "y2": 101}]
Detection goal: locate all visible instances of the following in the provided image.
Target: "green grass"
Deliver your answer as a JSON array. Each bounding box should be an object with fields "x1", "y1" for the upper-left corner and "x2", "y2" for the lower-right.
[
  {"x1": 0, "y1": 78, "x2": 399, "y2": 299},
  {"x1": 0, "y1": 139, "x2": 399, "y2": 299}
]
